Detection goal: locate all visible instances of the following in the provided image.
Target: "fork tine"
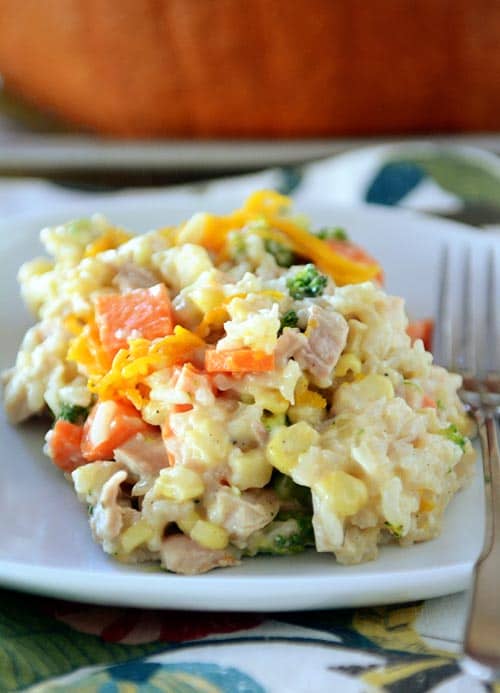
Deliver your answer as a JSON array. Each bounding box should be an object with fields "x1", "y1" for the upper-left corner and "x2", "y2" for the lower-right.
[
  {"x1": 454, "y1": 245, "x2": 475, "y2": 376},
  {"x1": 485, "y1": 249, "x2": 498, "y2": 378},
  {"x1": 432, "y1": 245, "x2": 453, "y2": 368}
]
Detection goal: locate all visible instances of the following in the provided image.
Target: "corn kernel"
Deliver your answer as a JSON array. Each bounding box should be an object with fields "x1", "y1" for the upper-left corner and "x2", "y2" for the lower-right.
[
  {"x1": 120, "y1": 518, "x2": 154, "y2": 553},
  {"x1": 294, "y1": 388, "x2": 327, "y2": 409},
  {"x1": 177, "y1": 509, "x2": 201, "y2": 534},
  {"x1": 155, "y1": 466, "x2": 204, "y2": 502},
  {"x1": 266, "y1": 421, "x2": 319, "y2": 474},
  {"x1": 419, "y1": 494, "x2": 435, "y2": 513},
  {"x1": 287, "y1": 404, "x2": 326, "y2": 426},
  {"x1": 314, "y1": 470, "x2": 368, "y2": 517},
  {"x1": 254, "y1": 388, "x2": 289, "y2": 414},
  {"x1": 176, "y1": 212, "x2": 208, "y2": 245},
  {"x1": 294, "y1": 376, "x2": 308, "y2": 397},
  {"x1": 363, "y1": 374, "x2": 394, "y2": 399},
  {"x1": 190, "y1": 520, "x2": 229, "y2": 550},
  {"x1": 72, "y1": 461, "x2": 117, "y2": 500},
  {"x1": 334, "y1": 374, "x2": 394, "y2": 412},
  {"x1": 185, "y1": 418, "x2": 231, "y2": 467},
  {"x1": 334, "y1": 353, "x2": 362, "y2": 377},
  {"x1": 229, "y1": 448, "x2": 273, "y2": 490},
  {"x1": 190, "y1": 285, "x2": 226, "y2": 314}
]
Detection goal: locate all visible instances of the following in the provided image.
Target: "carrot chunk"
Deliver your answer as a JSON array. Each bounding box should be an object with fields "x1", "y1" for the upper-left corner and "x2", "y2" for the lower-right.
[
  {"x1": 205, "y1": 349, "x2": 275, "y2": 373},
  {"x1": 421, "y1": 394, "x2": 437, "y2": 408},
  {"x1": 48, "y1": 420, "x2": 86, "y2": 472},
  {"x1": 407, "y1": 319, "x2": 434, "y2": 351},
  {"x1": 95, "y1": 284, "x2": 174, "y2": 354},
  {"x1": 81, "y1": 399, "x2": 155, "y2": 462}
]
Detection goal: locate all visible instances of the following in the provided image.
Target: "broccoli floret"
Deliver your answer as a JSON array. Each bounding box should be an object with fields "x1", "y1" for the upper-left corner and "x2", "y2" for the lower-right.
[
  {"x1": 316, "y1": 227, "x2": 349, "y2": 241},
  {"x1": 286, "y1": 264, "x2": 327, "y2": 300},
  {"x1": 278, "y1": 310, "x2": 299, "y2": 335},
  {"x1": 230, "y1": 233, "x2": 247, "y2": 258},
  {"x1": 262, "y1": 411, "x2": 289, "y2": 432},
  {"x1": 384, "y1": 521, "x2": 404, "y2": 538},
  {"x1": 273, "y1": 474, "x2": 311, "y2": 508},
  {"x1": 439, "y1": 424, "x2": 466, "y2": 451},
  {"x1": 245, "y1": 514, "x2": 315, "y2": 556},
  {"x1": 58, "y1": 403, "x2": 90, "y2": 424},
  {"x1": 264, "y1": 239, "x2": 296, "y2": 267},
  {"x1": 66, "y1": 218, "x2": 94, "y2": 236}
]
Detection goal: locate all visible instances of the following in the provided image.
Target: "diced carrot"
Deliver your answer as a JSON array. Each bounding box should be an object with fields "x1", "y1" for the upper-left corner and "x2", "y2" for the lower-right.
[
  {"x1": 48, "y1": 420, "x2": 86, "y2": 472},
  {"x1": 407, "y1": 319, "x2": 434, "y2": 351},
  {"x1": 205, "y1": 349, "x2": 275, "y2": 373},
  {"x1": 172, "y1": 403, "x2": 193, "y2": 413},
  {"x1": 326, "y1": 239, "x2": 384, "y2": 284},
  {"x1": 421, "y1": 394, "x2": 437, "y2": 408},
  {"x1": 95, "y1": 284, "x2": 174, "y2": 355},
  {"x1": 81, "y1": 399, "x2": 155, "y2": 462}
]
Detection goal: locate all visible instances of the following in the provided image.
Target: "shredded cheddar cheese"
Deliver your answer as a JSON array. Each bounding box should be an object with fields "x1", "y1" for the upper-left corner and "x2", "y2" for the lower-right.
[{"x1": 88, "y1": 326, "x2": 205, "y2": 408}]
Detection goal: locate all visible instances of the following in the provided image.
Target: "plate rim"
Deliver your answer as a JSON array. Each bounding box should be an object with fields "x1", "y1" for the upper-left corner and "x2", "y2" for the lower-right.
[{"x1": 0, "y1": 195, "x2": 491, "y2": 610}]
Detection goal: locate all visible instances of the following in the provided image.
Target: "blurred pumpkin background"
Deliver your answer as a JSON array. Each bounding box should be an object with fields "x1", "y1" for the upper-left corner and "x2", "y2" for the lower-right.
[{"x1": 0, "y1": 0, "x2": 499, "y2": 139}]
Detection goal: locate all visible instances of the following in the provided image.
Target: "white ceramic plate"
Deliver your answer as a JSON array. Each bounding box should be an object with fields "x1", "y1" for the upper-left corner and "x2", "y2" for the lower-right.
[{"x1": 0, "y1": 196, "x2": 497, "y2": 611}]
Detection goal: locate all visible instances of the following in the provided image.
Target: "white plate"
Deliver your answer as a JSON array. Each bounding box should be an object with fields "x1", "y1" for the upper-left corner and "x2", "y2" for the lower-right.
[{"x1": 0, "y1": 196, "x2": 496, "y2": 611}]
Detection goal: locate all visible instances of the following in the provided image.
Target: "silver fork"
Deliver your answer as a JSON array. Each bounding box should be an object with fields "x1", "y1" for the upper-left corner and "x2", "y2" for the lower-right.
[{"x1": 433, "y1": 244, "x2": 500, "y2": 681}]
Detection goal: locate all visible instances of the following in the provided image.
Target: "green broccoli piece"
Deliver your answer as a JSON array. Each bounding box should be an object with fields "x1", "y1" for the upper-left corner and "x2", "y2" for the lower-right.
[
  {"x1": 230, "y1": 234, "x2": 247, "y2": 258},
  {"x1": 273, "y1": 474, "x2": 312, "y2": 509},
  {"x1": 245, "y1": 514, "x2": 315, "y2": 556},
  {"x1": 58, "y1": 403, "x2": 90, "y2": 424},
  {"x1": 262, "y1": 411, "x2": 289, "y2": 432},
  {"x1": 316, "y1": 227, "x2": 349, "y2": 241},
  {"x1": 66, "y1": 218, "x2": 94, "y2": 235},
  {"x1": 264, "y1": 239, "x2": 296, "y2": 267},
  {"x1": 439, "y1": 424, "x2": 466, "y2": 451},
  {"x1": 286, "y1": 264, "x2": 328, "y2": 300},
  {"x1": 384, "y1": 521, "x2": 404, "y2": 538},
  {"x1": 278, "y1": 310, "x2": 299, "y2": 335}
]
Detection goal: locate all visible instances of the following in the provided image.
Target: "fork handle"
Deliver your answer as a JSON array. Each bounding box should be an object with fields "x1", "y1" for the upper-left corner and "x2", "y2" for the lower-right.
[{"x1": 462, "y1": 411, "x2": 500, "y2": 679}]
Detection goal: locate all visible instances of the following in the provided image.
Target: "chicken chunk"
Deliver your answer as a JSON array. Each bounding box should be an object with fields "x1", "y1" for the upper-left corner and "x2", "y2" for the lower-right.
[
  {"x1": 276, "y1": 305, "x2": 348, "y2": 387},
  {"x1": 112, "y1": 261, "x2": 160, "y2": 291},
  {"x1": 90, "y1": 469, "x2": 128, "y2": 547},
  {"x1": 206, "y1": 488, "x2": 279, "y2": 542},
  {"x1": 160, "y1": 534, "x2": 239, "y2": 574},
  {"x1": 114, "y1": 431, "x2": 169, "y2": 478}
]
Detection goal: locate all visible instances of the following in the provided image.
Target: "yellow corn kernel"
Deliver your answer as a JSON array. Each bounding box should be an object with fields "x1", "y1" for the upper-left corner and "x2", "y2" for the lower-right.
[
  {"x1": 254, "y1": 388, "x2": 290, "y2": 415},
  {"x1": 294, "y1": 376, "x2": 309, "y2": 398},
  {"x1": 120, "y1": 518, "x2": 154, "y2": 554},
  {"x1": 155, "y1": 466, "x2": 204, "y2": 502},
  {"x1": 229, "y1": 448, "x2": 273, "y2": 490},
  {"x1": 334, "y1": 353, "x2": 362, "y2": 377},
  {"x1": 195, "y1": 306, "x2": 229, "y2": 338},
  {"x1": 295, "y1": 387, "x2": 327, "y2": 409},
  {"x1": 314, "y1": 470, "x2": 368, "y2": 517},
  {"x1": 176, "y1": 212, "x2": 209, "y2": 245},
  {"x1": 419, "y1": 494, "x2": 435, "y2": 513},
  {"x1": 177, "y1": 509, "x2": 201, "y2": 534},
  {"x1": 72, "y1": 461, "x2": 116, "y2": 497},
  {"x1": 190, "y1": 520, "x2": 229, "y2": 550},
  {"x1": 84, "y1": 228, "x2": 131, "y2": 257},
  {"x1": 63, "y1": 314, "x2": 86, "y2": 336},
  {"x1": 190, "y1": 285, "x2": 226, "y2": 314},
  {"x1": 334, "y1": 374, "x2": 394, "y2": 411},
  {"x1": 364, "y1": 374, "x2": 394, "y2": 398},
  {"x1": 266, "y1": 421, "x2": 319, "y2": 474},
  {"x1": 287, "y1": 404, "x2": 326, "y2": 426}
]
